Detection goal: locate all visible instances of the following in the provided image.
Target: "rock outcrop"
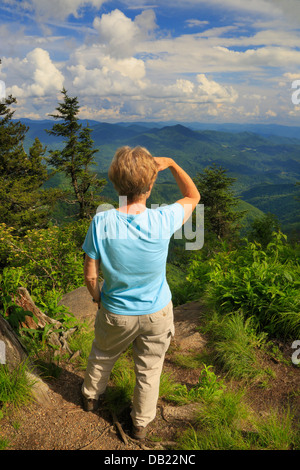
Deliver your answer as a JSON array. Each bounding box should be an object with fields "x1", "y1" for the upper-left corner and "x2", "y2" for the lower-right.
[{"x1": 59, "y1": 285, "x2": 101, "y2": 325}]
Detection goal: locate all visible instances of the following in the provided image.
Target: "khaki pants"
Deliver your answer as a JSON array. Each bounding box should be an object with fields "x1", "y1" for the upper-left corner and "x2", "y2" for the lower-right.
[{"x1": 82, "y1": 300, "x2": 174, "y2": 428}]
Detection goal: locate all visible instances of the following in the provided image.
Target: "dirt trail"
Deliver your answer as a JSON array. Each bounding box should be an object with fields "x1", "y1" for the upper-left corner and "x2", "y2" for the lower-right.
[
  {"x1": 1, "y1": 299, "x2": 299, "y2": 451},
  {"x1": 0, "y1": 301, "x2": 205, "y2": 451}
]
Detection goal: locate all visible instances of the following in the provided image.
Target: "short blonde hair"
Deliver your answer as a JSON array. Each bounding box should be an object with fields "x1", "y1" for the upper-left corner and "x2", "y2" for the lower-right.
[{"x1": 108, "y1": 146, "x2": 158, "y2": 202}]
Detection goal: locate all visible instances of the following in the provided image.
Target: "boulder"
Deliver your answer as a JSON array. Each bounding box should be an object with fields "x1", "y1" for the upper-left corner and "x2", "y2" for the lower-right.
[{"x1": 59, "y1": 285, "x2": 102, "y2": 324}]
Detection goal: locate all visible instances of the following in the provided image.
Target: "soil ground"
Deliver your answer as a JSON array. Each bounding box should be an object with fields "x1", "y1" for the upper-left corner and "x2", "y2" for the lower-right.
[{"x1": 0, "y1": 301, "x2": 299, "y2": 452}]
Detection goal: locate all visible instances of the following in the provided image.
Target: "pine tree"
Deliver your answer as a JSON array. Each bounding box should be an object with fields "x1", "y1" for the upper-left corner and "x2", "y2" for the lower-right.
[
  {"x1": 0, "y1": 95, "x2": 56, "y2": 234},
  {"x1": 194, "y1": 163, "x2": 245, "y2": 240},
  {"x1": 46, "y1": 88, "x2": 106, "y2": 219},
  {"x1": 248, "y1": 212, "x2": 280, "y2": 248}
]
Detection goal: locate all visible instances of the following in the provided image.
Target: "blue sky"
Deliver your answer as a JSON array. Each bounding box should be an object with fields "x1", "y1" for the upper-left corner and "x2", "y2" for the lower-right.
[{"x1": 0, "y1": 0, "x2": 300, "y2": 124}]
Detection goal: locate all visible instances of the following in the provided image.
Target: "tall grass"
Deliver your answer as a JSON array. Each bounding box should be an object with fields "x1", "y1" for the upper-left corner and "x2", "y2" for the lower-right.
[
  {"x1": 177, "y1": 389, "x2": 300, "y2": 450},
  {"x1": 177, "y1": 388, "x2": 250, "y2": 450},
  {"x1": 67, "y1": 322, "x2": 95, "y2": 369},
  {"x1": 249, "y1": 408, "x2": 300, "y2": 450},
  {"x1": 201, "y1": 310, "x2": 268, "y2": 381},
  {"x1": 105, "y1": 351, "x2": 136, "y2": 413},
  {"x1": 0, "y1": 361, "x2": 34, "y2": 408}
]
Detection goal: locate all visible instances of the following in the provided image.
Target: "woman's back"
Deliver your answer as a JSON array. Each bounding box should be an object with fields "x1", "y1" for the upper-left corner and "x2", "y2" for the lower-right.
[{"x1": 82, "y1": 203, "x2": 184, "y2": 315}]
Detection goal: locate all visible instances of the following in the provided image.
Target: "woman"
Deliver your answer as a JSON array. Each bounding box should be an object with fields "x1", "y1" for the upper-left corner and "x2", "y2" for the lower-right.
[{"x1": 81, "y1": 146, "x2": 200, "y2": 440}]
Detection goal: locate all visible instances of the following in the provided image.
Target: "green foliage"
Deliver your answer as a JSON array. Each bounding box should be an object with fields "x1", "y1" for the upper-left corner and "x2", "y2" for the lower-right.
[
  {"x1": 67, "y1": 323, "x2": 95, "y2": 370},
  {"x1": 186, "y1": 250, "x2": 212, "y2": 292},
  {"x1": 172, "y1": 352, "x2": 204, "y2": 369},
  {"x1": 0, "y1": 218, "x2": 89, "y2": 338},
  {"x1": 177, "y1": 389, "x2": 250, "y2": 450},
  {"x1": 160, "y1": 364, "x2": 225, "y2": 405},
  {"x1": 196, "y1": 388, "x2": 248, "y2": 429},
  {"x1": 166, "y1": 263, "x2": 199, "y2": 306},
  {"x1": 0, "y1": 96, "x2": 58, "y2": 234},
  {"x1": 105, "y1": 351, "x2": 136, "y2": 413},
  {"x1": 248, "y1": 212, "x2": 280, "y2": 248},
  {"x1": 249, "y1": 408, "x2": 299, "y2": 450},
  {"x1": 194, "y1": 163, "x2": 246, "y2": 240},
  {"x1": 0, "y1": 220, "x2": 90, "y2": 303},
  {"x1": 21, "y1": 323, "x2": 62, "y2": 357},
  {"x1": 0, "y1": 437, "x2": 10, "y2": 450},
  {"x1": 194, "y1": 365, "x2": 226, "y2": 402},
  {"x1": 202, "y1": 232, "x2": 300, "y2": 338},
  {"x1": 0, "y1": 267, "x2": 36, "y2": 331},
  {"x1": 201, "y1": 310, "x2": 268, "y2": 381},
  {"x1": 46, "y1": 88, "x2": 106, "y2": 219},
  {"x1": 0, "y1": 361, "x2": 34, "y2": 408},
  {"x1": 177, "y1": 388, "x2": 299, "y2": 450},
  {"x1": 240, "y1": 182, "x2": 300, "y2": 238}
]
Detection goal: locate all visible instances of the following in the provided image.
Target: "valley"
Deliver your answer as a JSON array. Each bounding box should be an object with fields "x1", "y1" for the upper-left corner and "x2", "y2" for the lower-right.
[{"x1": 21, "y1": 119, "x2": 300, "y2": 236}]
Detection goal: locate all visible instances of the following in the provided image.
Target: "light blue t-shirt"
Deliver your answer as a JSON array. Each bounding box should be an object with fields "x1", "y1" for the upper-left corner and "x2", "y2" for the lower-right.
[{"x1": 82, "y1": 203, "x2": 184, "y2": 315}]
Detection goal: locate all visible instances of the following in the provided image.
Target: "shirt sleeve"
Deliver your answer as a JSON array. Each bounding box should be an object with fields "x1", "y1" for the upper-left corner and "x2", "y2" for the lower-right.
[
  {"x1": 82, "y1": 217, "x2": 100, "y2": 260},
  {"x1": 159, "y1": 202, "x2": 184, "y2": 237}
]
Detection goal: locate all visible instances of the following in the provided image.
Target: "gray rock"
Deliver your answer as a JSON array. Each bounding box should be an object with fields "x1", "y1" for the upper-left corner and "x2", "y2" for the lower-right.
[{"x1": 59, "y1": 285, "x2": 102, "y2": 324}]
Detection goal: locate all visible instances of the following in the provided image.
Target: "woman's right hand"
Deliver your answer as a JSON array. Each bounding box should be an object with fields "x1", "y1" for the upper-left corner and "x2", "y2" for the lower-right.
[{"x1": 153, "y1": 157, "x2": 173, "y2": 172}]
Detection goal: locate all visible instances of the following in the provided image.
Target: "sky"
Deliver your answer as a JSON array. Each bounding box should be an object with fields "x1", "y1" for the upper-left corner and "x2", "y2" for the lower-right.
[{"x1": 0, "y1": 0, "x2": 300, "y2": 125}]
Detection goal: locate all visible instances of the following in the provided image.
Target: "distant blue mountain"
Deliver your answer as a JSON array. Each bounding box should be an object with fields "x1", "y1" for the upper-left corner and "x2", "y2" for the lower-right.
[
  {"x1": 18, "y1": 117, "x2": 300, "y2": 145},
  {"x1": 118, "y1": 120, "x2": 300, "y2": 140},
  {"x1": 15, "y1": 117, "x2": 300, "y2": 233},
  {"x1": 188, "y1": 122, "x2": 300, "y2": 140}
]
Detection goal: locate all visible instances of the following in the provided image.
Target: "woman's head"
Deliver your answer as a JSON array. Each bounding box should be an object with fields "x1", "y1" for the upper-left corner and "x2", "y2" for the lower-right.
[{"x1": 108, "y1": 146, "x2": 158, "y2": 202}]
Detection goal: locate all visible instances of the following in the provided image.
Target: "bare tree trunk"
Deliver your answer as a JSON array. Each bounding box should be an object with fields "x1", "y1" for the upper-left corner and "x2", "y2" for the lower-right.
[{"x1": 0, "y1": 287, "x2": 77, "y2": 407}]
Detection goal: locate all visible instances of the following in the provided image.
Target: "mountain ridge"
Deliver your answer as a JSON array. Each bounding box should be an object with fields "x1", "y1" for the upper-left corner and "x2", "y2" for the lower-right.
[{"x1": 18, "y1": 119, "x2": 300, "y2": 234}]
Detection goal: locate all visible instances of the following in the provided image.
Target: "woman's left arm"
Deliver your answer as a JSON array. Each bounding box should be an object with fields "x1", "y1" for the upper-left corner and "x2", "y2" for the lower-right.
[{"x1": 84, "y1": 255, "x2": 101, "y2": 306}]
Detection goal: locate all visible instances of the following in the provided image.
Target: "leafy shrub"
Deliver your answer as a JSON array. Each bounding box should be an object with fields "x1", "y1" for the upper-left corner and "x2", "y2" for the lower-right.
[
  {"x1": 0, "y1": 267, "x2": 35, "y2": 330},
  {"x1": 203, "y1": 232, "x2": 300, "y2": 338},
  {"x1": 160, "y1": 364, "x2": 225, "y2": 405},
  {"x1": 186, "y1": 250, "x2": 212, "y2": 293},
  {"x1": 0, "y1": 220, "x2": 90, "y2": 303}
]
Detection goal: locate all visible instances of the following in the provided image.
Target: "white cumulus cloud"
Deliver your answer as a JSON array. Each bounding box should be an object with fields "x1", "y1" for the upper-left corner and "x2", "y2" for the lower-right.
[
  {"x1": 93, "y1": 8, "x2": 157, "y2": 58},
  {"x1": 93, "y1": 9, "x2": 139, "y2": 59},
  {"x1": 5, "y1": 48, "x2": 64, "y2": 98}
]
